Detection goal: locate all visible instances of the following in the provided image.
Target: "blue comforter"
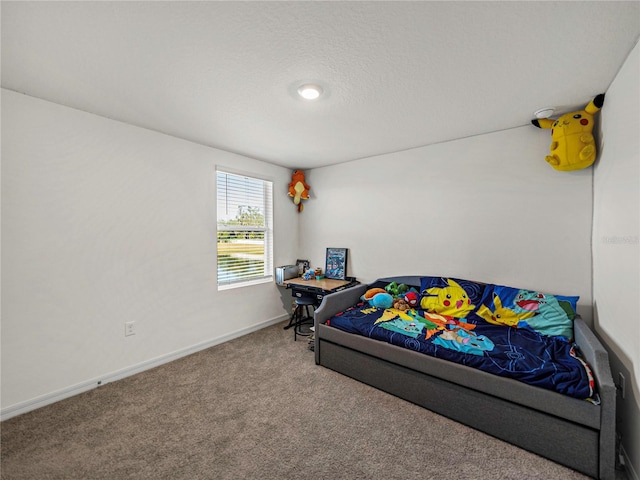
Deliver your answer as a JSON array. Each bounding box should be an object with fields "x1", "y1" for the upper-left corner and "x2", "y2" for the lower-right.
[{"x1": 327, "y1": 300, "x2": 595, "y2": 399}]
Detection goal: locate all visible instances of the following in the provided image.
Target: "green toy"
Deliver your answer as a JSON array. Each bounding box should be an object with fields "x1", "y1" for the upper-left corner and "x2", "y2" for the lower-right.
[{"x1": 385, "y1": 282, "x2": 409, "y2": 297}]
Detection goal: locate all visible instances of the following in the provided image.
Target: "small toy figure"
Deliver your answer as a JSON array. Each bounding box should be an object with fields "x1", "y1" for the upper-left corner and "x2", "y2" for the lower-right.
[
  {"x1": 404, "y1": 291, "x2": 419, "y2": 308},
  {"x1": 288, "y1": 170, "x2": 310, "y2": 212}
]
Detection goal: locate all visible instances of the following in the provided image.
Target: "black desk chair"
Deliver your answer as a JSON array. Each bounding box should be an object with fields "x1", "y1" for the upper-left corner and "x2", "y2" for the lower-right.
[{"x1": 292, "y1": 296, "x2": 315, "y2": 341}]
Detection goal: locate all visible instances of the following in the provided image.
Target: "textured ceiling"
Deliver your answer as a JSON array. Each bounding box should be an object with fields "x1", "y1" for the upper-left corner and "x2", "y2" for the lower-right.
[{"x1": 2, "y1": 1, "x2": 639, "y2": 169}]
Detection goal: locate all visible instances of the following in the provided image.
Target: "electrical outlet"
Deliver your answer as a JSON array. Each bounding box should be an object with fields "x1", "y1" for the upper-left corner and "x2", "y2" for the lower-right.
[
  {"x1": 618, "y1": 372, "x2": 626, "y2": 399},
  {"x1": 125, "y1": 321, "x2": 136, "y2": 337}
]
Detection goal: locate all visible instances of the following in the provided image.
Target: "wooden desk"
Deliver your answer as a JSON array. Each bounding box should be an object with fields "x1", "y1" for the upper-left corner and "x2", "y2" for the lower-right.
[
  {"x1": 283, "y1": 277, "x2": 354, "y2": 293},
  {"x1": 282, "y1": 277, "x2": 359, "y2": 301}
]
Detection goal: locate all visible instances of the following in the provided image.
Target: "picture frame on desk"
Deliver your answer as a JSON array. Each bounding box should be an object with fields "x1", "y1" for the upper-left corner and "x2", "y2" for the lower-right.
[
  {"x1": 325, "y1": 248, "x2": 348, "y2": 280},
  {"x1": 296, "y1": 259, "x2": 309, "y2": 275}
]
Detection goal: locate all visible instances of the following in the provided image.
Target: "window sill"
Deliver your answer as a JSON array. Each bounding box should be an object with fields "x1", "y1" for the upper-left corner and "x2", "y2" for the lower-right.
[{"x1": 218, "y1": 276, "x2": 273, "y2": 291}]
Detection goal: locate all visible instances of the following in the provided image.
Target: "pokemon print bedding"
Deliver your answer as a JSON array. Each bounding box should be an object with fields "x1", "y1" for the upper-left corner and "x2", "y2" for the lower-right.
[
  {"x1": 326, "y1": 276, "x2": 592, "y2": 398},
  {"x1": 313, "y1": 275, "x2": 616, "y2": 479}
]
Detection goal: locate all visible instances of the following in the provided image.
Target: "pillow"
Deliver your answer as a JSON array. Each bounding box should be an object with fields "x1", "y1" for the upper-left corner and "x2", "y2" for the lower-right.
[
  {"x1": 477, "y1": 284, "x2": 578, "y2": 341},
  {"x1": 419, "y1": 277, "x2": 487, "y2": 318}
]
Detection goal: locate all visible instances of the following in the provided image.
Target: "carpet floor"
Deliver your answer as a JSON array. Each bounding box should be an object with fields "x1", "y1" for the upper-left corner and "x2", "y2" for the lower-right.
[{"x1": 1, "y1": 321, "x2": 604, "y2": 479}]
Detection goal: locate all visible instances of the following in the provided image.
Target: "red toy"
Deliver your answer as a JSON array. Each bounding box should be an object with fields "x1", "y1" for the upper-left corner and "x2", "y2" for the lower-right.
[
  {"x1": 288, "y1": 170, "x2": 310, "y2": 212},
  {"x1": 404, "y1": 291, "x2": 419, "y2": 308}
]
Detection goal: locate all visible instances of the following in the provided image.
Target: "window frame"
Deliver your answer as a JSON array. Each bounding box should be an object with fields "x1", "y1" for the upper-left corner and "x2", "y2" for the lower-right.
[{"x1": 216, "y1": 168, "x2": 273, "y2": 290}]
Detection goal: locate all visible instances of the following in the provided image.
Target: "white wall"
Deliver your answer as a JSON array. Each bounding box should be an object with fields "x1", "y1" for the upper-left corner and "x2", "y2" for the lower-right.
[
  {"x1": 3, "y1": 48, "x2": 637, "y2": 474},
  {"x1": 300, "y1": 125, "x2": 594, "y2": 321},
  {"x1": 1, "y1": 90, "x2": 298, "y2": 416},
  {"x1": 593, "y1": 40, "x2": 640, "y2": 479}
]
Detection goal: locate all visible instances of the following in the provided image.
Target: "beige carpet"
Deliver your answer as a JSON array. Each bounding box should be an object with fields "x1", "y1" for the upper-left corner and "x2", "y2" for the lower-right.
[{"x1": 2, "y1": 321, "x2": 597, "y2": 479}]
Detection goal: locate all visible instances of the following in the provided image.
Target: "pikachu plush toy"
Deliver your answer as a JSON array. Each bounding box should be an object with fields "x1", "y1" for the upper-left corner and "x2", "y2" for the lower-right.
[{"x1": 532, "y1": 93, "x2": 604, "y2": 171}]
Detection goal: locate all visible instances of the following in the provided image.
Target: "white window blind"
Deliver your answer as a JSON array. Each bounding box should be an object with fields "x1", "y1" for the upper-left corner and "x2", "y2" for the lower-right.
[{"x1": 216, "y1": 170, "x2": 273, "y2": 289}]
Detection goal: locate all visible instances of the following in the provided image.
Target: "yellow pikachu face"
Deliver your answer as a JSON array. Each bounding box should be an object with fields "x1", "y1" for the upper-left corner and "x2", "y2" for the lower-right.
[
  {"x1": 476, "y1": 293, "x2": 535, "y2": 327},
  {"x1": 420, "y1": 278, "x2": 475, "y2": 318},
  {"x1": 550, "y1": 110, "x2": 596, "y2": 140}
]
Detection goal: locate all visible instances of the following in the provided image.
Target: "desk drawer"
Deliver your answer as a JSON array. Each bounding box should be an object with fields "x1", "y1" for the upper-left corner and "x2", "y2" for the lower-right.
[{"x1": 292, "y1": 288, "x2": 324, "y2": 303}]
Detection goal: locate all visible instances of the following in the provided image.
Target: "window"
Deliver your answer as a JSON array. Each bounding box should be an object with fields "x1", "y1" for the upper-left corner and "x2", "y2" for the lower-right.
[{"x1": 216, "y1": 169, "x2": 273, "y2": 289}]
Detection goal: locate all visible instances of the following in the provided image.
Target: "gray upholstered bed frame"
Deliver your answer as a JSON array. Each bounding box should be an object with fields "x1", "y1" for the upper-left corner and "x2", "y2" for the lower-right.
[{"x1": 313, "y1": 276, "x2": 616, "y2": 480}]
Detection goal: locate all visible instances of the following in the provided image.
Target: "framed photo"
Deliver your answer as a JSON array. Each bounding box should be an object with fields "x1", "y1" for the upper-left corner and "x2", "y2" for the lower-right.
[
  {"x1": 296, "y1": 259, "x2": 310, "y2": 275},
  {"x1": 325, "y1": 248, "x2": 348, "y2": 280}
]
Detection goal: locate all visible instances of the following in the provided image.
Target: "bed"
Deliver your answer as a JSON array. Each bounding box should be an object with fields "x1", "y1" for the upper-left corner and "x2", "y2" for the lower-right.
[{"x1": 313, "y1": 275, "x2": 616, "y2": 480}]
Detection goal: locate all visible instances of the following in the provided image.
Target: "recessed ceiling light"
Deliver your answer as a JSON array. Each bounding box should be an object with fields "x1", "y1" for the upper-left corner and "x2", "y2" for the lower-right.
[{"x1": 297, "y1": 84, "x2": 323, "y2": 100}]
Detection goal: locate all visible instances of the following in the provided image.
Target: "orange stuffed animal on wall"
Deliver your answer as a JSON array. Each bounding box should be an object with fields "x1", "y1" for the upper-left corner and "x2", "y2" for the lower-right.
[{"x1": 288, "y1": 170, "x2": 310, "y2": 212}]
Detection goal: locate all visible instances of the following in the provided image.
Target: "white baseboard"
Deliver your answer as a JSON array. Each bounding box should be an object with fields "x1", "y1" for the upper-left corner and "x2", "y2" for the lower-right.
[{"x1": 1, "y1": 315, "x2": 288, "y2": 421}]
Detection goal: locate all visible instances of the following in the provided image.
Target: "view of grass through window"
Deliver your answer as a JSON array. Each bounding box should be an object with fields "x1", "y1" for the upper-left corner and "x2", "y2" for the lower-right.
[{"x1": 216, "y1": 171, "x2": 273, "y2": 287}]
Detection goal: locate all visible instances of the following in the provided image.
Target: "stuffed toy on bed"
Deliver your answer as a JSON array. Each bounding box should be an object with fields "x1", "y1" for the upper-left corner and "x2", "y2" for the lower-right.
[
  {"x1": 362, "y1": 288, "x2": 394, "y2": 309},
  {"x1": 531, "y1": 93, "x2": 604, "y2": 171}
]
